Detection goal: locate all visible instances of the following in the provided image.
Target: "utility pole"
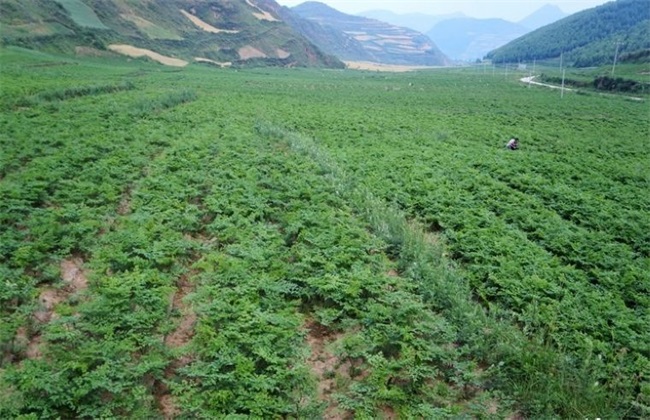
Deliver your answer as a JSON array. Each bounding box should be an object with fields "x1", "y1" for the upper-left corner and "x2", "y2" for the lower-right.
[
  {"x1": 561, "y1": 69, "x2": 566, "y2": 99},
  {"x1": 611, "y1": 41, "x2": 621, "y2": 77},
  {"x1": 533, "y1": 58, "x2": 536, "y2": 76}
]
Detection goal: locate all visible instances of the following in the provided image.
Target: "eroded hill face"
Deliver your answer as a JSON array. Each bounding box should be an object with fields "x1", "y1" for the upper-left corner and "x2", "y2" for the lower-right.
[
  {"x1": 288, "y1": 1, "x2": 450, "y2": 66},
  {"x1": 0, "y1": 0, "x2": 343, "y2": 68}
]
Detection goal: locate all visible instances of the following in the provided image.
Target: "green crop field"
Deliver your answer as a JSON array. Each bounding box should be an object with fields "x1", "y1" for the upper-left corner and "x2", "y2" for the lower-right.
[{"x1": 1, "y1": 46, "x2": 649, "y2": 418}]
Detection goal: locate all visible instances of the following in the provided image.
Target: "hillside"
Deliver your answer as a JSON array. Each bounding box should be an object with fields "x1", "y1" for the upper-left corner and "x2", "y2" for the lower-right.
[
  {"x1": 357, "y1": 10, "x2": 466, "y2": 34},
  {"x1": 290, "y1": 1, "x2": 450, "y2": 66},
  {"x1": 427, "y1": 18, "x2": 528, "y2": 61},
  {"x1": 0, "y1": 0, "x2": 343, "y2": 68},
  {"x1": 487, "y1": 0, "x2": 650, "y2": 66}
]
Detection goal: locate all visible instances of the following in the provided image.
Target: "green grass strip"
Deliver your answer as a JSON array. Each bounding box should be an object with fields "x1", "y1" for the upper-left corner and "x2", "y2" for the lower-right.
[{"x1": 53, "y1": 0, "x2": 109, "y2": 29}]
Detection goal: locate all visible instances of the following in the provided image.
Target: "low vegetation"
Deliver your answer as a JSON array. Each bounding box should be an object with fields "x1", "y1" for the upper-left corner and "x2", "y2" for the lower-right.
[{"x1": 1, "y1": 46, "x2": 648, "y2": 418}]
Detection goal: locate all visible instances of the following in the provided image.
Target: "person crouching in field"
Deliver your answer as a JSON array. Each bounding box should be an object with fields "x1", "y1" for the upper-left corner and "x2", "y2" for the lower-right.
[{"x1": 506, "y1": 137, "x2": 519, "y2": 150}]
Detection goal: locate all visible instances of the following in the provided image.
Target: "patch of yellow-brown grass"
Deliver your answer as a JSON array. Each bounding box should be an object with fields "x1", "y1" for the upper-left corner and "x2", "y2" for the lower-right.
[
  {"x1": 108, "y1": 44, "x2": 188, "y2": 67},
  {"x1": 180, "y1": 9, "x2": 239, "y2": 33}
]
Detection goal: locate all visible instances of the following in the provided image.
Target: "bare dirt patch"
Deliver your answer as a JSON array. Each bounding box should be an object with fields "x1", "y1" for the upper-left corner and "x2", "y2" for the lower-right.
[
  {"x1": 304, "y1": 319, "x2": 355, "y2": 419},
  {"x1": 345, "y1": 61, "x2": 439, "y2": 72},
  {"x1": 158, "y1": 393, "x2": 180, "y2": 419},
  {"x1": 180, "y1": 9, "x2": 239, "y2": 34},
  {"x1": 276, "y1": 49, "x2": 291, "y2": 59},
  {"x1": 381, "y1": 406, "x2": 398, "y2": 419},
  {"x1": 194, "y1": 57, "x2": 232, "y2": 68},
  {"x1": 108, "y1": 44, "x2": 188, "y2": 67},
  {"x1": 246, "y1": 0, "x2": 279, "y2": 21},
  {"x1": 155, "y1": 272, "x2": 197, "y2": 418},
  {"x1": 34, "y1": 288, "x2": 64, "y2": 323},
  {"x1": 14, "y1": 327, "x2": 42, "y2": 360},
  {"x1": 61, "y1": 257, "x2": 89, "y2": 293},
  {"x1": 23, "y1": 257, "x2": 90, "y2": 359},
  {"x1": 24, "y1": 333, "x2": 43, "y2": 360},
  {"x1": 238, "y1": 45, "x2": 267, "y2": 60},
  {"x1": 117, "y1": 186, "x2": 132, "y2": 215},
  {"x1": 164, "y1": 272, "x2": 196, "y2": 349}
]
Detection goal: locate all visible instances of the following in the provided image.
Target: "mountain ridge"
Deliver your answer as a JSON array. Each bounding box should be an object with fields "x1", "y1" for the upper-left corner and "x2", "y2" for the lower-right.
[
  {"x1": 289, "y1": 1, "x2": 450, "y2": 66},
  {"x1": 487, "y1": 0, "x2": 650, "y2": 66},
  {"x1": 0, "y1": 0, "x2": 344, "y2": 68}
]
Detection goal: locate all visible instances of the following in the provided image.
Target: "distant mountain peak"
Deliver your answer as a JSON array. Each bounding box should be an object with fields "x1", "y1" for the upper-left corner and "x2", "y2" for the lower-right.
[
  {"x1": 518, "y1": 4, "x2": 567, "y2": 30},
  {"x1": 489, "y1": 0, "x2": 650, "y2": 67},
  {"x1": 427, "y1": 17, "x2": 528, "y2": 61}
]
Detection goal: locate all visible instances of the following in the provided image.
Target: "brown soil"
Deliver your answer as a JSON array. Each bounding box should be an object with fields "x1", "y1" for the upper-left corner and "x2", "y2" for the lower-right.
[
  {"x1": 276, "y1": 49, "x2": 291, "y2": 59},
  {"x1": 24, "y1": 257, "x2": 90, "y2": 359},
  {"x1": 238, "y1": 45, "x2": 267, "y2": 60},
  {"x1": 180, "y1": 9, "x2": 239, "y2": 34},
  {"x1": 61, "y1": 257, "x2": 89, "y2": 293},
  {"x1": 117, "y1": 186, "x2": 132, "y2": 215},
  {"x1": 381, "y1": 406, "x2": 398, "y2": 419},
  {"x1": 34, "y1": 288, "x2": 64, "y2": 323},
  {"x1": 159, "y1": 394, "x2": 180, "y2": 419},
  {"x1": 194, "y1": 57, "x2": 232, "y2": 68},
  {"x1": 164, "y1": 274, "x2": 196, "y2": 349},
  {"x1": 14, "y1": 327, "x2": 42, "y2": 360},
  {"x1": 304, "y1": 319, "x2": 353, "y2": 419},
  {"x1": 155, "y1": 272, "x2": 197, "y2": 418},
  {"x1": 344, "y1": 61, "x2": 440, "y2": 72},
  {"x1": 107, "y1": 44, "x2": 188, "y2": 67},
  {"x1": 246, "y1": 0, "x2": 279, "y2": 21}
]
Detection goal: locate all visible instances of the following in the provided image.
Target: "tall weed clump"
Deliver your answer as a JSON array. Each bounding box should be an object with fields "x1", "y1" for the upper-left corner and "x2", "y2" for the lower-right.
[
  {"x1": 16, "y1": 81, "x2": 135, "y2": 107},
  {"x1": 131, "y1": 90, "x2": 197, "y2": 117}
]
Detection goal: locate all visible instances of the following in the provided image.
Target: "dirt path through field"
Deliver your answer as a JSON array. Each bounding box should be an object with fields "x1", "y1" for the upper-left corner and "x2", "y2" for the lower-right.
[
  {"x1": 520, "y1": 75, "x2": 574, "y2": 91},
  {"x1": 19, "y1": 258, "x2": 90, "y2": 360},
  {"x1": 154, "y1": 271, "x2": 197, "y2": 419},
  {"x1": 303, "y1": 319, "x2": 366, "y2": 419},
  {"x1": 520, "y1": 75, "x2": 644, "y2": 101}
]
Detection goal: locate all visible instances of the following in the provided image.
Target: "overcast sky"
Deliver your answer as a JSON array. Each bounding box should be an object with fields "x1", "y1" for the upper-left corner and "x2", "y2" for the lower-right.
[{"x1": 275, "y1": 0, "x2": 612, "y2": 21}]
